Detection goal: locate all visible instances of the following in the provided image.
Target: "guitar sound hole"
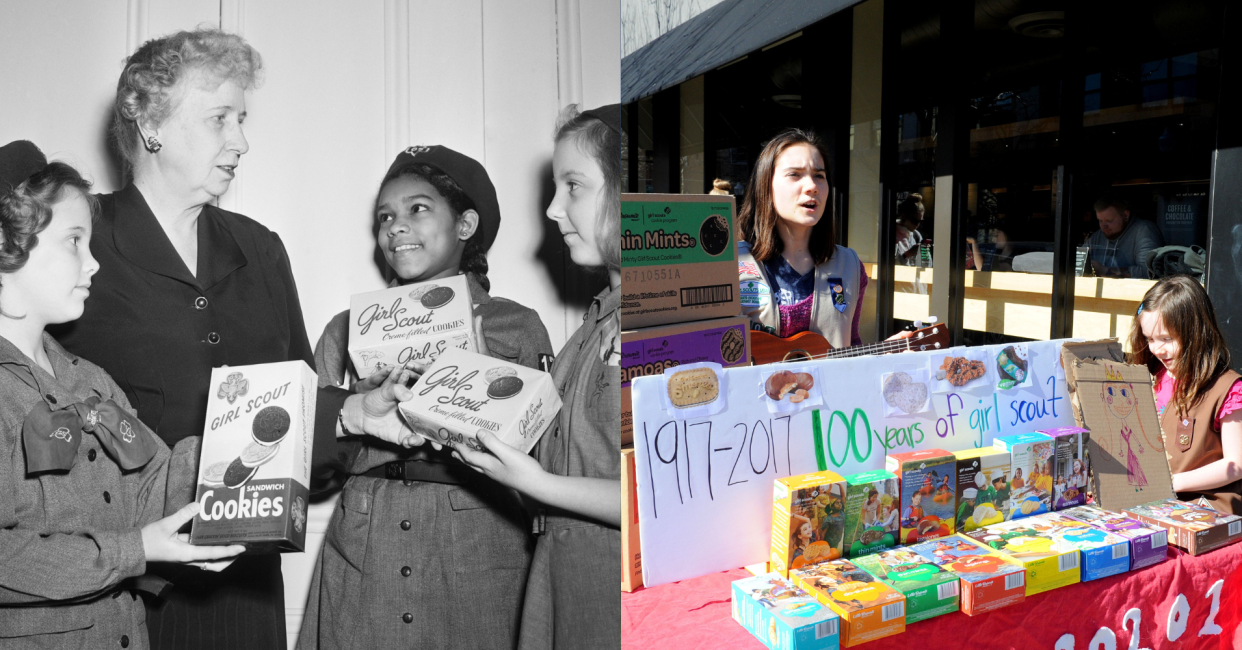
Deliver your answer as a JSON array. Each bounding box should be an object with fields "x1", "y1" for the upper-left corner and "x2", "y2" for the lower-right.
[{"x1": 783, "y1": 350, "x2": 812, "y2": 362}]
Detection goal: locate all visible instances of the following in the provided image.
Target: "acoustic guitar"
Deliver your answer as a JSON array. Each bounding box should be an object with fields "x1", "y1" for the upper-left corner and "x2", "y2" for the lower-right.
[{"x1": 750, "y1": 322, "x2": 950, "y2": 366}]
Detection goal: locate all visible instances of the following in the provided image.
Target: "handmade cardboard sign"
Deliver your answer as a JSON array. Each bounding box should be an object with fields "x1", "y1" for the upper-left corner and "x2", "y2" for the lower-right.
[
  {"x1": 632, "y1": 339, "x2": 1077, "y2": 588},
  {"x1": 1060, "y1": 340, "x2": 1174, "y2": 513}
]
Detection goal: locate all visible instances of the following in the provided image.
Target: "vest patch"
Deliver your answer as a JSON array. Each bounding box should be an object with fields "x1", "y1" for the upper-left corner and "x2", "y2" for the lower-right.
[
  {"x1": 827, "y1": 277, "x2": 848, "y2": 313},
  {"x1": 740, "y1": 279, "x2": 770, "y2": 308}
]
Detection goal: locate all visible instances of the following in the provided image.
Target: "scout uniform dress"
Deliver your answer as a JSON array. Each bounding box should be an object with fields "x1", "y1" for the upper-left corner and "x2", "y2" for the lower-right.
[
  {"x1": 0, "y1": 334, "x2": 169, "y2": 649},
  {"x1": 518, "y1": 285, "x2": 621, "y2": 650},
  {"x1": 54, "y1": 184, "x2": 356, "y2": 650},
  {"x1": 1157, "y1": 368, "x2": 1242, "y2": 515},
  {"x1": 298, "y1": 274, "x2": 553, "y2": 650}
]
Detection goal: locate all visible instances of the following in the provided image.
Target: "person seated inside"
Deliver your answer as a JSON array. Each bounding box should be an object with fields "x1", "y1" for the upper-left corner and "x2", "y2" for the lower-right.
[
  {"x1": 967, "y1": 221, "x2": 1015, "y2": 272},
  {"x1": 1086, "y1": 197, "x2": 1164, "y2": 278},
  {"x1": 895, "y1": 193, "x2": 928, "y2": 266}
]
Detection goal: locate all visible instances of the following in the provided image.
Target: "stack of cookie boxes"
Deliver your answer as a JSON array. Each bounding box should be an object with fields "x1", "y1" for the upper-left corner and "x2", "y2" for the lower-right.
[
  {"x1": 620, "y1": 194, "x2": 746, "y2": 592},
  {"x1": 192, "y1": 360, "x2": 317, "y2": 553}
]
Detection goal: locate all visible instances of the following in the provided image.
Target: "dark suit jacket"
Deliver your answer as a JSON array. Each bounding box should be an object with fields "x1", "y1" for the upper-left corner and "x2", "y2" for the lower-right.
[{"x1": 54, "y1": 184, "x2": 350, "y2": 650}]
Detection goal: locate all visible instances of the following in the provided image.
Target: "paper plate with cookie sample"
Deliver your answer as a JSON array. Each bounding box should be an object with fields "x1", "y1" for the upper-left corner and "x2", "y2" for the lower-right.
[
  {"x1": 192, "y1": 360, "x2": 317, "y2": 554},
  {"x1": 879, "y1": 368, "x2": 931, "y2": 417},
  {"x1": 395, "y1": 347, "x2": 561, "y2": 455},
  {"x1": 659, "y1": 361, "x2": 727, "y2": 419},
  {"x1": 757, "y1": 364, "x2": 822, "y2": 414},
  {"x1": 928, "y1": 348, "x2": 992, "y2": 393}
]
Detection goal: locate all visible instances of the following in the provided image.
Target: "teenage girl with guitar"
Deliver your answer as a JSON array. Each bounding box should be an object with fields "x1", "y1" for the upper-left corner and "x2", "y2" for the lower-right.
[{"x1": 737, "y1": 128, "x2": 912, "y2": 360}]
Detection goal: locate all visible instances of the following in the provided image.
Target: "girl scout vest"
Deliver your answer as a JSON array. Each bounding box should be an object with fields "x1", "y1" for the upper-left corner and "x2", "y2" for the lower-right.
[
  {"x1": 1160, "y1": 369, "x2": 1242, "y2": 515},
  {"x1": 737, "y1": 241, "x2": 861, "y2": 350}
]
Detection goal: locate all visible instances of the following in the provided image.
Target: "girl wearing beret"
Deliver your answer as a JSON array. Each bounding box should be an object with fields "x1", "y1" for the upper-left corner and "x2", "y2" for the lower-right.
[
  {"x1": 297, "y1": 146, "x2": 553, "y2": 649},
  {"x1": 0, "y1": 142, "x2": 243, "y2": 649},
  {"x1": 455, "y1": 104, "x2": 622, "y2": 650}
]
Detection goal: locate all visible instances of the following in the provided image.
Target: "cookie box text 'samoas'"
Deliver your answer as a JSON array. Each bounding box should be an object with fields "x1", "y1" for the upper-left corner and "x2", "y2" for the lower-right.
[
  {"x1": 192, "y1": 360, "x2": 317, "y2": 553},
  {"x1": 348, "y1": 274, "x2": 475, "y2": 378},
  {"x1": 396, "y1": 347, "x2": 562, "y2": 455}
]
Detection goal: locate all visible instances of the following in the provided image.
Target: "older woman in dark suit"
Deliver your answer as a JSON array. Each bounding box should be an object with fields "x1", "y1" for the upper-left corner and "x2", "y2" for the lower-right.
[{"x1": 54, "y1": 28, "x2": 410, "y2": 650}]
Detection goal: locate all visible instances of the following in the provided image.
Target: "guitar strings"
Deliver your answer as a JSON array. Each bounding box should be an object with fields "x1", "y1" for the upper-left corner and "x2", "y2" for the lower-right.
[{"x1": 773, "y1": 333, "x2": 942, "y2": 363}]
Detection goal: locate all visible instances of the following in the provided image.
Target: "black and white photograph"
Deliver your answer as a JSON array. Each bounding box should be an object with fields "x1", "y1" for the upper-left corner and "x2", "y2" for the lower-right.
[{"x1": 1, "y1": 1, "x2": 620, "y2": 649}]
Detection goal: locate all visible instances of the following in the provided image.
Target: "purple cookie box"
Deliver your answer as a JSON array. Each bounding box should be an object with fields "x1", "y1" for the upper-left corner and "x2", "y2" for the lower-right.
[{"x1": 1059, "y1": 506, "x2": 1169, "y2": 570}]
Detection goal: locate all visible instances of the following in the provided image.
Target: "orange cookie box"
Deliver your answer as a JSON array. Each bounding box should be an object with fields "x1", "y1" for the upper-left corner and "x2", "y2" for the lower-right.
[{"x1": 791, "y1": 558, "x2": 906, "y2": 647}]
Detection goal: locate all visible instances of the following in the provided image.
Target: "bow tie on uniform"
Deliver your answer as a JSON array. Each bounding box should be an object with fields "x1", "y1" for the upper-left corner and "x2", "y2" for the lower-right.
[{"x1": 22, "y1": 396, "x2": 159, "y2": 474}]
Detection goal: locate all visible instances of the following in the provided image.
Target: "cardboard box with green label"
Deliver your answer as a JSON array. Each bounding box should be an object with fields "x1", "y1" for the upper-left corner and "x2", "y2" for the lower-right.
[{"x1": 620, "y1": 194, "x2": 739, "y2": 329}]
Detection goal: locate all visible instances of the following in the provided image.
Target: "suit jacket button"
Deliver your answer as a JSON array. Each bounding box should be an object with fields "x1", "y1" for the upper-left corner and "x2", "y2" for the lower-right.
[
  {"x1": 400, "y1": 520, "x2": 412, "y2": 531},
  {"x1": 400, "y1": 566, "x2": 412, "y2": 577},
  {"x1": 402, "y1": 612, "x2": 413, "y2": 624},
  {"x1": 120, "y1": 635, "x2": 130, "y2": 647},
  {"x1": 103, "y1": 491, "x2": 111, "y2": 504},
  {"x1": 88, "y1": 449, "x2": 97, "y2": 462},
  {"x1": 195, "y1": 297, "x2": 208, "y2": 310},
  {"x1": 207, "y1": 332, "x2": 221, "y2": 344}
]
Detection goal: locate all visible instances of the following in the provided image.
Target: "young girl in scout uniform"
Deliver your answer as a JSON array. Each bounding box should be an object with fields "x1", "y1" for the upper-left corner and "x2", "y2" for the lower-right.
[
  {"x1": 298, "y1": 146, "x2": 553, "y2": 649},
  {"x1": 454, "y1": 104, "x2": 622, "y2": 650},
  {"x1": 0, "y1": 141, "x2": 243, "y2": 649},
  {"x1": 736, "y1": 129, "x2": 914, "y2": 350},
  {"x1": 1131, "y1": 275, "x2": 1242, "y2": 515}
]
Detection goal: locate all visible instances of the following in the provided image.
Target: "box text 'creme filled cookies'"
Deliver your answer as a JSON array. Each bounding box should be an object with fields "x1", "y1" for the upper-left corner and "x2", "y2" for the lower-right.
[{"x1": 397, "y1": 347, "x2": 561, "y2": 454}]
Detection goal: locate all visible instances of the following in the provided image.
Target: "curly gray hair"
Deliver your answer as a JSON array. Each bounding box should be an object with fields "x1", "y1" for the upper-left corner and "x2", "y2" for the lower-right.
[{"x1": 111, "y1": 28, "x2": 262, "y2": 166}]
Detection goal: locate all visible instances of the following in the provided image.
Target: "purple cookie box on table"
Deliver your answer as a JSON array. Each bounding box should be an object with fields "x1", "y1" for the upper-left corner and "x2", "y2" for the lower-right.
[
  {"x1": 1059, "y1": 506, "x2": 1169, "y2": 570},
  {"x1": 1038, "y1": 426, "x2": 1091, "y2": 511}
]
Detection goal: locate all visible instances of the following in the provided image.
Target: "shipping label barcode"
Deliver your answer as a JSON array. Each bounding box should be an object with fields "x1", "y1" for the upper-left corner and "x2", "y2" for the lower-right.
[
  {"x1": 1229, "y1": 520, "x2": 1241, "y2": 536},
  {"x1": 1111, "y1": 543, "x2": 1129, "y2": 559},
  {"x1": 680, "y1": 284, "x2": 733, "y2": 307},
  {"x1": 1005, "y1": 571, "x2": 1025, "y2": 590},
  {"x1": 814, "y1": 618, "x2": 838, "y2": 639},
  {"x1": 881, "y1": 602, "x2": 904, "y2": 622},
  {"x1": 937, "y1": 581, "x2": 959, "y2": 600},
  {"x1": 1152, "y1": 531, "x2": 1167, "y2": 548},
  {"x1": 1059, "y1": 552, "x2": 1080, "y2": 572}
]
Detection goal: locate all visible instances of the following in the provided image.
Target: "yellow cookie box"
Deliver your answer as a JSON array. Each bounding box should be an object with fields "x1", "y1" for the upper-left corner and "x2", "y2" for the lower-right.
[
  {"x1": 961, "y1": 518, "x2": 1081, "y2": 596},
  {"x1": 771, "y1": 472, "x2": 847, "y2": 578}
]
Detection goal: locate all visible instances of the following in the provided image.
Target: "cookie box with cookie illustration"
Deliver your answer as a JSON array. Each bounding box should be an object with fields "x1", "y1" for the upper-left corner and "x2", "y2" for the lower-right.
[
  {"x1": 732, "y1": 572, "x2": 840, "y2": 650},
  {"x1": 396, "y1": 347, "x2": 561, "y2": 455},
  {"x1": 1058, "y1": 505, "x2": 1168, "y2": 570},
  {"x1": 909, "y1": 535, "x2": 1026, "y2": 616},
  {"x1": 851, "y1": 548, "x2": 959, "y2": 623},
  {"x1": 620, "y1": 193, "x2": 739, "y2": 329},
  {"x1": 620, "y1": 315, "x2": 749, "y2": 445},
  {"x1": 1037, "y1": 426, "x2": 1091, "y2": 511},
  {"x1": 885, "y1": 449, "x2": 956, "y2": 545},
  {"x1": 191, "y1": 361, "x2": 317, "y2": 553},
  {"x1": 839, "y1": 469, "x2": 899, "y2": 559},
  {"x1": 790, "y1": 558, "x2": 905, "y2": 647},
  {"x1": 1033, "y1": 512, "x2": 1130, "y2": 581},
  {"x1": 347, "y1": 274, "x2": 475, "y2": 378},
  {"x1": 952, "y1": 447, "x2": 1012, "y2": 531},
  {"x1": 992, "y1": 432, "x2": 1055, "y2": 520},
  {"x1": 1122, "y1": 499, "x2": 1242, "y2": 556},
  {"x1": 961, "y1": 516, "x2": 1081, "y2": 596},
  {"x1": 772, "y1": 471, "x2": 848, "y2": 577}
]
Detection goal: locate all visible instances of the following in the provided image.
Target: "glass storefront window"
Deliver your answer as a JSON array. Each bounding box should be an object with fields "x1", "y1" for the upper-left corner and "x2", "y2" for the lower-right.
[
  {"x1": 636, "y1": 96, "x2": 655, "y2": 192},
  {"x1": 680, "y1": 76, "x2": 705, "y2": 193}
]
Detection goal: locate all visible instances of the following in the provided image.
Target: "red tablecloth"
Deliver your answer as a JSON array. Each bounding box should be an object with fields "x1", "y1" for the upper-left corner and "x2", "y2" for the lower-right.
[{"x1": 622, "y1": 542, "x2": 1242, "y2": 649}]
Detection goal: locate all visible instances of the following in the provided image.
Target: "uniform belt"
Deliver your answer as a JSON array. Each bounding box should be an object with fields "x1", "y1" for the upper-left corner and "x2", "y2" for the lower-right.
[{"x1": 360, "y1": 460, "x2": 470, "y2": 485}]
